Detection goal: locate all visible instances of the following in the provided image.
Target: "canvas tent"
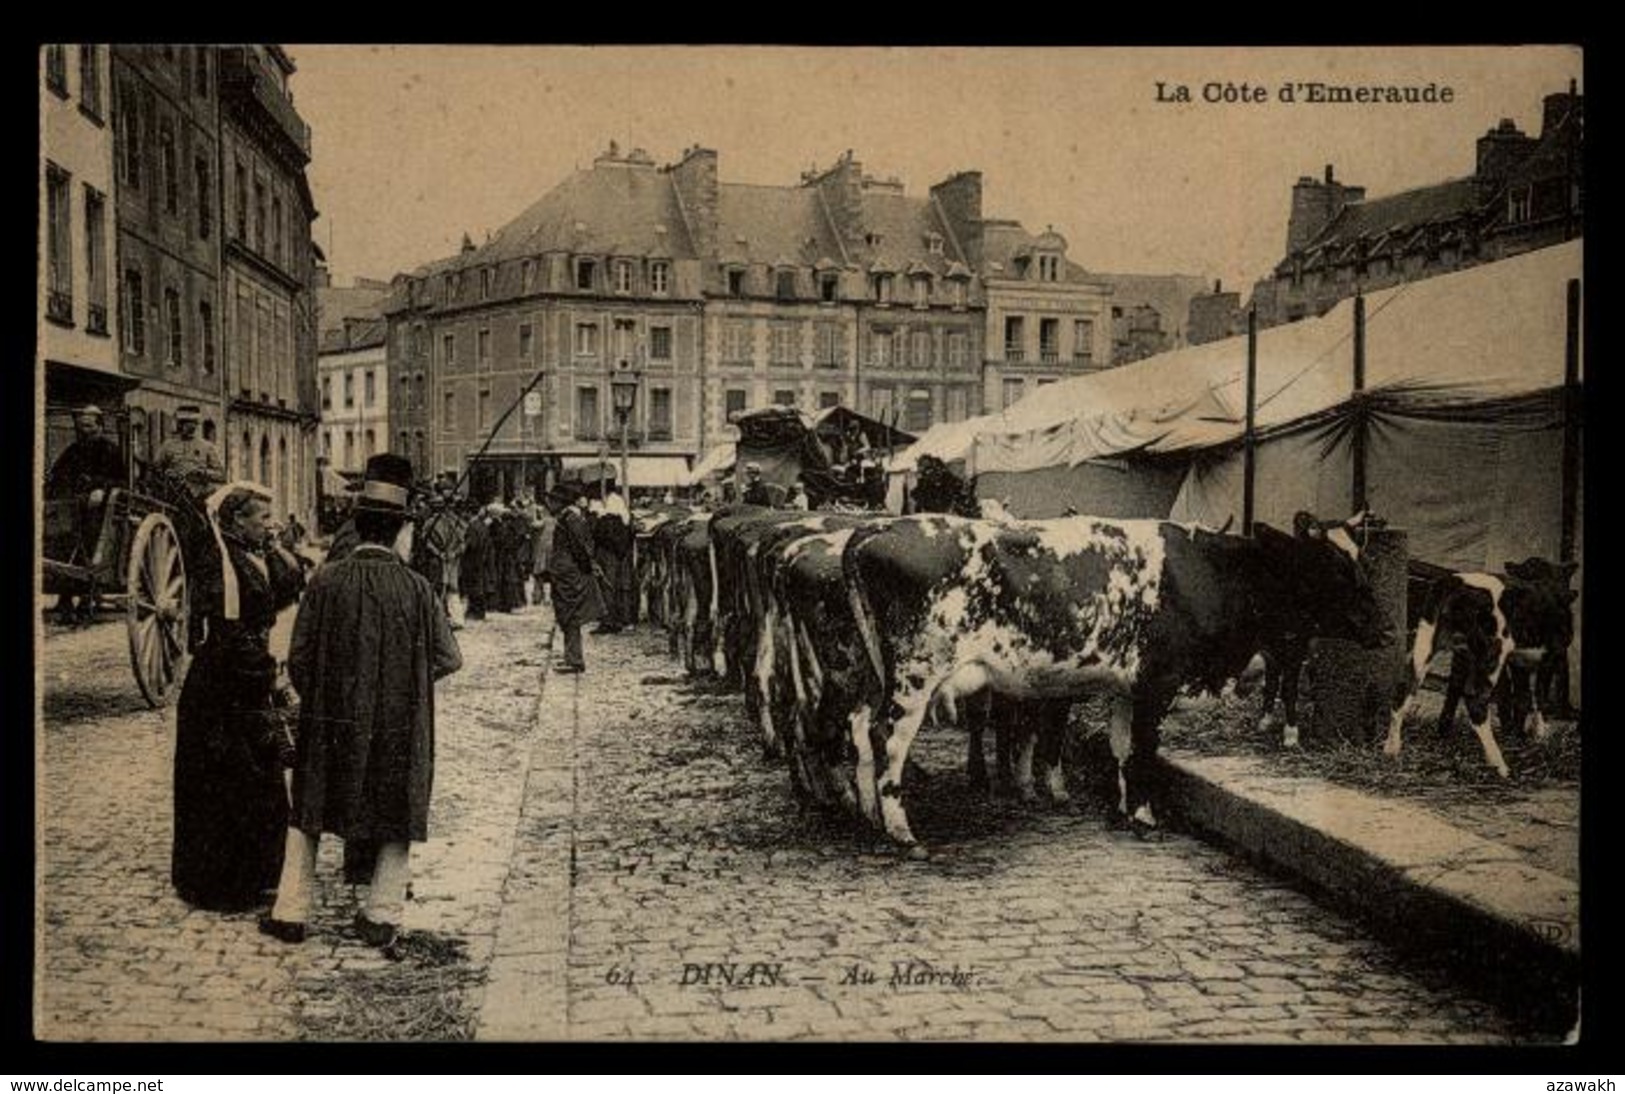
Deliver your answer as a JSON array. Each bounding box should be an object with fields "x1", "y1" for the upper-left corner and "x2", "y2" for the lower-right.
[{"x1": 897, "y1": 240, "x2": 1581, "y2": 579}]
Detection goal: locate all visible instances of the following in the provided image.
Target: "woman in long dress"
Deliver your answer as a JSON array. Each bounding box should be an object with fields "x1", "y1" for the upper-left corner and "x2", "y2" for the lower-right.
[{"x1": 172, "y1": 483, "x2": 306, "y2": 912}]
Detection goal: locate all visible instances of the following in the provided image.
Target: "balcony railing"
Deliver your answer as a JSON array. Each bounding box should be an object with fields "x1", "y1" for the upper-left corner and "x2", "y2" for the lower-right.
[
  {"x1": 87, "y1": 303, "x2": 108, "y2": 335},
  {"x1": 47, "y1": 291, "x2": 74, "y2": 325},
  {"x1": 1040, "y1": 348, "x2": 1060, "y2": 364},
  {"x1": 1004, "y1": 345, "x2": 1024, "y2": 363},
  {"x1": 218, "y1": 47, "x2": 312, "y2": 161}
]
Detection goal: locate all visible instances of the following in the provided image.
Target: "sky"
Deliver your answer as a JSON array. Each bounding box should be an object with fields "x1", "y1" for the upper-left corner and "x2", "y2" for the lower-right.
[{"x1": 286, "y1": 45, "x2": 1581, "y2": 296}]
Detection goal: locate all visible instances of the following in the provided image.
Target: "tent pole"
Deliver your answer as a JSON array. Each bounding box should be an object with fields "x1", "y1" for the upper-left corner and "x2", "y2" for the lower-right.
[
  {"x1": 1242, "y1": 306, "x2": 1257, "y2": 535},
  {"x1": 1561, "y1": 277, "x2": 1581, "y2": 562},
  {"x1": 1351, "y1": 292, "x2": 1367, "y2": 515}
]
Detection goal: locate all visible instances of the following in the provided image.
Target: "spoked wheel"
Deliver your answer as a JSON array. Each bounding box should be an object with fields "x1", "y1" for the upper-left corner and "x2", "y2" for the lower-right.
[{"x1": 127, "y1": 513, "x2": 190, "y2": 708}]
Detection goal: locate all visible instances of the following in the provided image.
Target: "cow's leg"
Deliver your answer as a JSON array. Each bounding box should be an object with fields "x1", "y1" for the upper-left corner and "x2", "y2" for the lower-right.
[
  {"x1": 1124, "y1": 690, "x2": 1172, "y2": 829},
  {"x1": 1107, "y1": 693, "x2": 1134, "y2": 817},
  {"x1": 752, "y1": 604, "x2": 780, "y2": 757},
  {"x1": 1386, "y1": 618, "x2": 1441, "y2": 759},
  {"x1": 1439, "y1": 658, "x2": 1467, "y2": 734},
  {"x1": 1038, "y1": 707, "x2": 1070, "y2": 803},
  {"x1": 965, "y1": 692, "x2": 990, "y2": 792},
  {"x1": 876, "y1": 687, "x2": 934, "y2": 849},
  {"x1": 1013, "y1": 728, "x2": 1038, "y2": 803},
  {"x1": 1258, "y1": 651, "x2": 1282, "y2": 735},
  {"x1": 1278, "y1": 640, "x2": 1306, "y2": 749},
  {"x1": 1465, "y1": 690, "x2": 1511, "y2": 779},
  {"x1": 850, "y1": 705, "x2": 879, "y2": 825},
  {"x1": 1527, "y1": 664, "x2": 1551, "y2": 742}
]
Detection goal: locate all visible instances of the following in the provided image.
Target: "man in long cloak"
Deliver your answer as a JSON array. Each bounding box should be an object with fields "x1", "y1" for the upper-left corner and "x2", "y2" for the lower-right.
[{"x1": 547, "y1": 482, "x2": 604, "y2": 673}]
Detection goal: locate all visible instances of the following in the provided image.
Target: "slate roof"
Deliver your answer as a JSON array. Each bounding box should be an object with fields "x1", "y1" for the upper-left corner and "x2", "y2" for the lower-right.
[
  {"x1": 1301, "y1": 177, "x2": 1479, "y2": 259},
  {"x1": 716, "y1": 183, "x2": 843, "y2": 267},
  {"x1": 315, "y1": 284, "x2": 390, "y2": 340},
  {"x1": 477, "y1": 165, "x2": 698, "y2": 266}
]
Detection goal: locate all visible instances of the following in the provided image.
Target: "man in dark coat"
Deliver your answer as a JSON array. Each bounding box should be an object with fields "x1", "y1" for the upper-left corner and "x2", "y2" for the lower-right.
[
  {"x1": 46, "y1": 406, "x2": 127, "y2": 622},
  {"x1": 591, "y1": 490, "x2": 635, "y2": 633},
  {"x1": 548, "y1": 483, "x2": 604, "y2": 673},
  {"x1": 459, "y1": 502, "x2": 495, "y2": 621},
  {"x1": 741, "y1": 462, "x2": 773, "y2": 507},
  {"x1": 261, "y1": 454, "x2": 462, "y2": 946}
]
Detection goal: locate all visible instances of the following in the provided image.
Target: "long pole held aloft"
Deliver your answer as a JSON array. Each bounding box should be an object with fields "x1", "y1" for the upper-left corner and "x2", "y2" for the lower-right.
[
  {"x1": 1242, "y1": 306, "x2": 1257, "y2": 535},
  {"x1": 1351, "y1": 292, "x2": 1368, "y2": 515},
  {"x1": 1561, "y1": 277, "x2": 1582, "y2": 562},
  {"x1": 419, "y1": 366, "x2": 547, "y2": 543}
]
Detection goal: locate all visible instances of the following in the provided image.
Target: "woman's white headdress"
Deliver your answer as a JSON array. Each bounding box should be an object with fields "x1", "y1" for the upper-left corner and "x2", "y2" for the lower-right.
[{"x1": 205, "y1": 481, "x2": 273, "y2": 621}]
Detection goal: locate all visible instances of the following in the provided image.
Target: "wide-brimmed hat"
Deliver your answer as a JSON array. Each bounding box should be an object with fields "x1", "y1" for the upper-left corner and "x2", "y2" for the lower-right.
[
  {"x1": 545, "y1": 480, "x2": 580, "y2": 505},
  {"x1": 353, "y1": 453, "x2": 414, "y2": 513},
  {"x1": 175, "y1": 404, "x2": 202, "y2": 423}
]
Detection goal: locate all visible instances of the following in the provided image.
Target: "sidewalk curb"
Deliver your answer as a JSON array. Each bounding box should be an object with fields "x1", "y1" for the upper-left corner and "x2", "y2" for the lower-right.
[{"x1": 1157, "y1": 750, "x2": 1579, "y2": 1035}]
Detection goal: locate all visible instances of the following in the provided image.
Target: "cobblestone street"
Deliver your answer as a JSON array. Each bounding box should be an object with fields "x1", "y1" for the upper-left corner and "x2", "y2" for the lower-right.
[{"x1": 37, "y1": 606, "x2": 1528, "y2": 1043}]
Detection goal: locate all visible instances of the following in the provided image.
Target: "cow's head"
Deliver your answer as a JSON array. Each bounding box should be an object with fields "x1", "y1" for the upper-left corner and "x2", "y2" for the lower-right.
[
  {"x1": 1258, "y1": 510, "x2": 1391, "y2": 649},
  {"x1": 1505, "y1": 557, "x2": 1579, "y2": 587}
]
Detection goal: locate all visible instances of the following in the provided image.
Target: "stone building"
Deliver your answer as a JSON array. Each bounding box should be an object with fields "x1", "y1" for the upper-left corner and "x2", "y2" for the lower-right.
[
  {"x1": 41, "y1": 45, "x2": 124, "y2": 465},
  {"x1": 110, "y1": 45, "x2": 225, "y2": 466},
  {"x1": 1250, "y1": 82, "x2": 1583, "y2": 327},
  {"x1": 317, "y1": 315, "x2": 389, "y2": 474},
  {"x1": 1186, "y1": 280, "x2": 1246, "y2": 346},
  {"x1": 216, "y1": 45, "x2": 320, "y2": 525}
]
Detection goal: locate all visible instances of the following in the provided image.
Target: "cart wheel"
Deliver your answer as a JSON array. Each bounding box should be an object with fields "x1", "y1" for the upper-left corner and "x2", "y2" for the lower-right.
[{"x1": 127, "y1": 512, "x2": 190, "y2": 709}]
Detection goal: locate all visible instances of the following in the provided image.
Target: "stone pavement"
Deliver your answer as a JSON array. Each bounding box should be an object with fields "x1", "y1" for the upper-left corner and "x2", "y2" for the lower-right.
[
  {"x1": 476, "y1": 627, "x2": 1535, "y2": 1044},
  {"x1": 35, "y1": 602, "x2": 551, "y2": 1041}
]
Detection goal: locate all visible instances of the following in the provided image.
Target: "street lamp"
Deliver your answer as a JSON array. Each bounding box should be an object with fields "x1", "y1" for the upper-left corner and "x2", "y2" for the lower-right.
[{"x1": 610, "y1": 365, "x2": 640, "y2": 504}]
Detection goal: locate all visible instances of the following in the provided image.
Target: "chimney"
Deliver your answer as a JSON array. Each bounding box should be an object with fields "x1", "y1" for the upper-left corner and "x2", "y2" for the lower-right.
[
  {"x1": 1285, "y1": 166, "x2": 1363, "y2": 255},
  {"x1": 1542, "y1": 80, "x2": 1581, "y2": 137},
  {"x1": 1324, "y1": 164, "x2": 1335, "y2": 184},
  {"x1": 1475, "y1": 118, "x2": 1535, "y2": 199},
  {"x1": 930, "y1": 170, "x2": 984, "y2": 269},
  {"x1": 668, "y1": 146, "x2": 719, "y2": 258},
  {"x1": 806, "y1": 153, "x2": 867, "y2": 257},
  {"x1": 460, "y1": 232, "x2": 476, "y2": 255},
  {"x1": 313, "y1": 264, "x2": 332, "y2": 289}
]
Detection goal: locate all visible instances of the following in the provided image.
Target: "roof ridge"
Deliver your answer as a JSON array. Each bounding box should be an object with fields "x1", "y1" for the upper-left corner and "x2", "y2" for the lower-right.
[{"x1": 815, "y1": 186, "x2": 852, "y2": 266}]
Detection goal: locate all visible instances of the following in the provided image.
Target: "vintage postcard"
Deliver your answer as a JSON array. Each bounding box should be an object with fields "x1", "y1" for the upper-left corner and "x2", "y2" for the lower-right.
[{"x1": 35, "y1": 44, "x2": 1582, "y2": 1045}]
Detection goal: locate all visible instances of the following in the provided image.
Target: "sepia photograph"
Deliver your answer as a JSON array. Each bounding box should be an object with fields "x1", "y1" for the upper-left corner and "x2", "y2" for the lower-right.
[{"x1": 34, "y1": 44, "x2": 1583, "y2": 1047}]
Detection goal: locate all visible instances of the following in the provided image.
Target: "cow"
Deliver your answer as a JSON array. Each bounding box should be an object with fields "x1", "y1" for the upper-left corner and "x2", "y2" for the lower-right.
[
  {"x1": 1385, "y1": 558, "x2": 1579, "y2": 778},
  {"x1": 841, "y1": 511, "x2": 1391, "y2": 850},
  {"x1": 669, "y1": 513, "x2": 717, "y2": 676}
]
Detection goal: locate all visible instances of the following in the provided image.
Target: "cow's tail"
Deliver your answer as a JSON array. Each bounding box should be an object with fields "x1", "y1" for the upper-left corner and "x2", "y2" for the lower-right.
[{"x1": 846, "y1": 560, "x2": 889, "y2": 693}]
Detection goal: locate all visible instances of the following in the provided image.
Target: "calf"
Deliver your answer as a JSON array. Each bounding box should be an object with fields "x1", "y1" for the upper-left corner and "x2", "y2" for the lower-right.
[
  {"x1": 842, "y1": 512, "x2": 1390, "y2": 849},
  {"x1": 1385, "y1": 560, "x2": 1579, "y2": 777}
]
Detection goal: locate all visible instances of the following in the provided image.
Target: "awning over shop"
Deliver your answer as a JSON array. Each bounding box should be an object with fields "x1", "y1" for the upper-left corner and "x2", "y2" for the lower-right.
[
  {"x1": 625, "y1": 455, "x2": 692, "y2": 489},
  {"x1": 682, "y1": 443, "x2": 737, "y2": 487}
]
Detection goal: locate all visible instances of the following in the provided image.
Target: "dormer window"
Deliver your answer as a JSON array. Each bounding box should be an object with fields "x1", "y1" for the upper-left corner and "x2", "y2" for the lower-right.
[
  {"x1": 726, "y1": 268, "x2": 745, "y2": 296},
  {"x1": 1038, "y1": 255, "x2": 1060, "y2": 281},
  {"x1": 650, "y1": 261, "x2": 670, "y2": 296},
  {"x1": 952, "y1": 280, "x2": 967, "y2": 310},
  {"x1": 521, "y1": 259, "x2": 536, "y2": 292},
  {"x1": 576, "y1": 258, "x2": 596, "y2": 291},
  {"x1": 873, "y1": 274, "x2": 894, "y2": 305},
  {"x1": 819, "y1": 272, "x2": 839, "y2": 303},
  {"x1": 480, "y1": 267, "x2": 494, "y2": 299},
  {"x1": 775, "y1": 269, "x2": 796, "y2": 301},
  {"x1": 865, "y1": 232, "x2": 884, "y2": 249},
  {"x1": 926, "y1": 233, "x2": 944, "y2": 256},
  {"x1": 614, "y1": 260, "x2": 633, "y2": 294},
  {"x1": 1508, "y1": 184, "x2": 1533, "y2": 224},
  {"x1": 912, "y1": 276, "x2": 930, "y2": 309}
]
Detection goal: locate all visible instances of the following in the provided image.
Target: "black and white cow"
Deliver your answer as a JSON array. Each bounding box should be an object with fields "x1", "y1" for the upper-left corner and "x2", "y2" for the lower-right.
[
  {"x1": 1385, "y1": 558, "x2": 1579, "y2": 778},
  {"x1": 841, "y1": 511, "x2": 1391, "y2": 849}
]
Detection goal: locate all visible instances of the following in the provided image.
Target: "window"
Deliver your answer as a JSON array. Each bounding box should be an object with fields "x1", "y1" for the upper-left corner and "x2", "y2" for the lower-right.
[
  {"x1": 477, "y1": 328, "x2": 491, "y2": 368},
  {"x1": 519, "y1": 322, "x2": 534, "y2": 359},
  {"x1": 726, "y1": 268, "x2": 745, "y2": 296},
  {"x1": 906, "y1": 389, "x2": 933, "y2": 433},
  {"x1": 870, "y1": 386, "x2": 895, "y2": 423},
  {"x1": 414, "y1": 431, "x2": 426, "y2": 465},
  {"x1": 1037, "y1": 378, "x2": 1057, "y2": 388},
  {"x1": 873, "y1": 274, "x2": 894, "y2": 305},
  {"x1": 576, "y1": 259, "x2": 596, "y2": 291},
  {"x1": 193, "y1": 46, "x2": 209, "y2": 97},
  {"x1": 910, "y1": 330, "x2": 932, "y2": 370},
  {"x1": 870, "y1": 328, "x2": 894, "y2": 367},
  {"x1": 614, "y1": 261, "x2": 633, "y2": 294},
  {"x1": 574, "y1": 322, "x2": 599, "y2": 357},
  {"x1": 649, "y1": 325, "x2": 672, "y2": 362},
  {"x1": 576, "y1": 386, "x2": 600, "y2": 439},
  {"x1": 415, "y1": 373, "x2": 426, "y2": 412},
  {"x1": 952, "y1": 280, "x2": 967, "y2": 309},
  {"x1": 413, "y1": 326, "x2": 426, "y2": 358},
  {"x1": 774, "y1": 389, "x2": 797, "y2": 407},
  {"x1": 443, "y1": 390, "x2": 456, "y2": 431},
  {"x1": 164, "y1": 287, "x2": 183, "y2": 367},
  {"x1": 775, "y1": 269, "x2": 796, "y2": 301},
  {"x1": 79, "y1": 45, "x2": 102, "y2": 118},
  {"x1": 819, "y1": 391, "x2": 842, "y2": 410},
  {"x1": 947, "y1": 387, "x2": 968, "y2": 422},
  {"x1": 254, "y1": 180, "x2": 266, "y2": 252},
  {"x1": 399, "y1": 374, "x2": 411, "y2": 409},
  {"x1": 650, "y1": 262, "x2": 669, "y2": 296},
  {"x1": 272, "y1": 197, "x2": 283, "y2": 263},
  {"x1": 481, "y1": 267, "x2": 494, "y2": 299},
  {"x1": 1002, "y1": 377, "x2": 1025, "y2": 410},
  {"x1": 322, "y1": 430, "x2": 331, "y2": 457},
  {"x1": 321, "y1": 376, "x2": 332, "y2": 410},
  {"x1": 234, "y1": 161, "x2": 246, "y2": 239},
  {"x1": 159, "y1": 123, "x2": 177, "y2": 215},
  {"x1": 344, "y1": 430, "x2": 355, "y2": 467},
  {"x1": 1509, "y1": 185, "x2": 1533, "y2": 224},
  {"x1": 926, "y1": 233, "x2": 944, "y2": 256},
  {"x1": 723, "y1": 321, "x2": 751, "y2": 364},
  {"x1": 648, "y1": 387, "x2": 672, "y2": 439},
  {"x1": 819, "y1": 272, "x2": 839, "y2": 303},
  {"x1": 442, "y1": 333, "x2": 456, "y2": 367},
  {"x1": 1004, "y1": 316, "x2": 1026, "y2": 362},
  {"x1": 725, "y1": 389, "x2": 748, "y2": 422},
  {"x1": 363, "y1": 429, "x2": 376, "y2": 461},
  {"x1": 912, "y1": 276, "x2": 930, "y2": 308},
  {"x1": 45, "y1": 164, "x2": 72, "y2": 324},
  {"x1": 613, "y1": 318, "x2": 635, "y2": 365},
  {"x1": 521, "y1": 259, "x2": 536, "y2": 293},
  {"x1": 1038, "y1": 255, "x2": 1061, "y2": 281},
  {"x1": 1040, "y1": 318, "x2": 1060, "y2": 363},
  {"x1": 815, "y1": 322, "x2": 842, "y2": 368},
  {"x1": 85, "y1": 186, "x2": 107, "y2": 334},
  {"x1": 477, "y1": 388, "x2": 490, "y2": 431},
  {"x1": 946, "y1": 331, "x2": 966, "y2": 370},
  {"x1": 1073, "y1": 320, "x2": 1094, "y2": 366},
  {"x1": 399, "y1": 430, "x2": 410, "y2": 458},
  {"x1": 122, "y1": 269, "x2": 145, "y2": 354},
  {"x1": 195, "y1": 158, "x2": 211, "y2": 239},
  {"x1": 45, "y1": 45, "x2": 67, "y2": 96},
  {"x1": 119, "y1": 94, "x2": 142, "y2": 191},
  {"x1": 235, "y1": 286, "x2": 252, "y2": 392},
  {"x1": 198, "y1": 299, "x2": 214, "y2": 374},
  {"x1": 364, "y1": 369, "x2": 376, "y2": 407},
  {"x1": 343, "y1": 372, "x2": 354, "y2": 408},
  {"x1": 770, "y1": 322, "x2": 798, "y2": 366}
]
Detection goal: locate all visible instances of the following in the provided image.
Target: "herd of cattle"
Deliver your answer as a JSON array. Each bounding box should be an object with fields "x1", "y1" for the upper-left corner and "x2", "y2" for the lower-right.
[{"x1": 626, "y1": 497, "x2": 1579, "y2": 852}]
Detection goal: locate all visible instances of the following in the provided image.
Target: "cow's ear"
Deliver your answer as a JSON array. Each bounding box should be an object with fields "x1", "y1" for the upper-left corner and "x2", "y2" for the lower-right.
[
  {"x1": 1344, "y1": 509, "x2": 1368, "y2": 529},
  {"x1": 1292, "y1": 511, "x2": 1320, "y2": 539}
]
